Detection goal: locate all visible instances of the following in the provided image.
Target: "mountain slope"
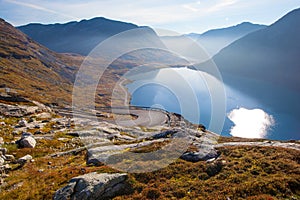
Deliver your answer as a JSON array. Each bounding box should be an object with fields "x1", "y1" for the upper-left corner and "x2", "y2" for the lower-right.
[
  {"x1": 204, "y1": 8, "x2": 300, "y2": 139},
  {"x1": 161, "y1": 22, "x2": 266, "y2": 57},
  {"x1": 0, "y1": 18, "x2": 83, "y2": 104},
  {"x1": 213, "y1": 8, "x2": 300, "y2": 91},
  {"x1": 18, "y1": 17, "x2": 154, "y2": 55}
]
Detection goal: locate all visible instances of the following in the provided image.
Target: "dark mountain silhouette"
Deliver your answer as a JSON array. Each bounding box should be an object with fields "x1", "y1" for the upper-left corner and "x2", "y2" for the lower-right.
[
  {"x1": 200, "y1": 8, "x2": 300, "y2": 139},
  {"x1": 161, "y1": 22, "x2": 266, "y2": 58},
  {"x1": 213, "y1": 8, "x2": 300, "y2": 92},
  {"x1": 18, "y1": 17, "x2": 163, "y2": 56}
]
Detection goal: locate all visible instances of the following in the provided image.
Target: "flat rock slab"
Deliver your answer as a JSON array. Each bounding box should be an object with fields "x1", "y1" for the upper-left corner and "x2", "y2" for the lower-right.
[
  {"x1": 87, "y1": 139, "x2": 167, "y2": 165},
  {"x1": 53, "y1": 173, "x2": 130, "y2": 200},
  {"x1": 215, "y1": 141, "x2": 300, "y2": 151}
]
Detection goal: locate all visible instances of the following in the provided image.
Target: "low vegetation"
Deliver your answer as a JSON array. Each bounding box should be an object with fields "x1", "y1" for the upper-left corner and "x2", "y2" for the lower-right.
[
  {"x1": 0, "y1": 125, "x2": 299, "y2": 200},
  {"x1": 117, "y1": 146, "x2": 300, "y2": 200}
]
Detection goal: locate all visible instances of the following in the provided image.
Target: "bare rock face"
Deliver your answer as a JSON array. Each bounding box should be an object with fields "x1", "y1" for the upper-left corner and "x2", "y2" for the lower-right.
[
  {"x1": 16, "y1": 133, "x2": 36, "y2": 148},
  {"x1": 53, "y1": 173, "x2": 131, "y2": 200}
]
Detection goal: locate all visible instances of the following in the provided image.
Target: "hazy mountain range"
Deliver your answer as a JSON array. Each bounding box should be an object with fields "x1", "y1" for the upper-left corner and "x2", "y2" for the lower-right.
[
  {"x1": 162, "y1": 22, "x2": 266, "y2": 57},
  {"x1": 18, "y1": 18, "x2": 266, "y2": 59}
]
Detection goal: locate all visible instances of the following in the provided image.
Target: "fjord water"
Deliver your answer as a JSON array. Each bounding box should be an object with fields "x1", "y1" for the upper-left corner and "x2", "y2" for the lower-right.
[{"x1": 126, "y1": 67, "x2": 300, "y2": 140}]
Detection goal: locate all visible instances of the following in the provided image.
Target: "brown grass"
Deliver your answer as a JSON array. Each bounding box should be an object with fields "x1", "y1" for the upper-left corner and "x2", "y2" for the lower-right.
[{"x1": 115, "y1": 146, "x2": 300, "y2": 200}]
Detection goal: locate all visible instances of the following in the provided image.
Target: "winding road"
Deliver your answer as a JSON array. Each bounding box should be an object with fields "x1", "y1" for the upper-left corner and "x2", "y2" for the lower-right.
[{"x1": 58, "y1": 106, "x2": 170, "y2": 127}]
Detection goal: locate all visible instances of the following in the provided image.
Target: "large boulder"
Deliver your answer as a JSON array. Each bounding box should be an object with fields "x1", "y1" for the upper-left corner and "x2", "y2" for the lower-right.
[
  {"x1": 16, "y1": 133, "x2": 36, "y2": 148},
  {"x1": 180, "y1": 145, "x2": 220, "y2": 162},
  {"x1": 53, "y1": 173, "x2": 131, "y2": 200}
]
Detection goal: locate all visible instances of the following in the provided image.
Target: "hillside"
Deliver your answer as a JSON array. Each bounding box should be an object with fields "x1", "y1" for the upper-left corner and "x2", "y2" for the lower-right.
[
  {"x1": 210, "y1": 8, "x2": 300, "y2": 114},
  {"x1": 214, "y1": 8, "x2": 300, "y2": 91},
  {"x1": 0, "y1": 18, "x2": 84, "y2": 105}
]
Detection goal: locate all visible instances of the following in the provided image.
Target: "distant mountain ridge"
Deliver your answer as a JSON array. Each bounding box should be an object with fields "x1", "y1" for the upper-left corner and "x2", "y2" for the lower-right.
[
  {"x1": 190, "y1": 22, "x2": 266, "y2": 38},
  {"x1": 18, "y1": 17, "x2": 159, "y2": 55},
  {"x1": 213, "y1": 8, "x2": 300, "y2": 91},
  {"x1": 161, "y1": 22, "x2": 266, "y2": 57}
]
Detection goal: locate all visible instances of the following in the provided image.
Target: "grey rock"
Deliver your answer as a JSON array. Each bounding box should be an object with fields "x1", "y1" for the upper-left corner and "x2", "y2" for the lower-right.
[
  {"x1": 0, "y1": 157, "x2": 4, "y2": 165},
  {"x1": 36, "y1": 112, "x2": 51, "y2": 119},
  {"x1": 20, "y1": 106, "x2": 39, "y2": 115},
  {"x1": 4, "y1": 164, "x2": 11, "y2": 170},
  {"x1": 0, "y1": 137, "x2": 3, "y2": 145},
  {"x1": 87, "y1": 139, "x2": 166, "y2": 166},
  {"x1": 18, "y1": 119, "x2": 27, "y2": 127},
  {"x1": 181, "y1": 145, "x2": 219, "y2": 162},
  {"x1": 0, "y1": 148, "x2": 7, "y2": 156},
  {"x1": 206, "y1": 161, "x2": 223, "y2": 176},
  {"x1": 32, "y1": 101, "x2": 52, "y2": 112},
  {"x1": 16, "y1": 133, "x2": 36, "y2": 148},
  {"x1": 17, "y1": 154, "x2": 32, "y2": 165},
  {"x1": 215, "y1": 141, "x2": 300, "y2": 151},
  {"x1": 152, "y1": 129, "x2": 178, "y2": 139},
  {"x1": 0, "y1": 103, "x2": 28, "y2": 117},
  {"x1": 53, "y1": 173, "x2": 130, "y2": 200},
  {"x1": 4, "y1": 154, "x2": 15, "y2": 161}
]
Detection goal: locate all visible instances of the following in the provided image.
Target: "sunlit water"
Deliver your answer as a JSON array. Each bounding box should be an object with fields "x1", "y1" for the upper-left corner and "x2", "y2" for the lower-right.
[{"x1": 126, "y1": 67, "x2": 299, "y2": 140}]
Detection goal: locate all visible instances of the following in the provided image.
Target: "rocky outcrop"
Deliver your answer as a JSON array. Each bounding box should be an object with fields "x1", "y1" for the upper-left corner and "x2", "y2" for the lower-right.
[
  {"x1": 16, "y1": 132, "x2": 36, "y2": 148},
  {"x1": 0, "y1": 103, "x2": 30, "y2": 117},
  {"x1": 0, "y1": 102, "x2": 52, "y2": 118},
  {"x1": 53, "y1": 173, "x2": 130, "y2": 200}
]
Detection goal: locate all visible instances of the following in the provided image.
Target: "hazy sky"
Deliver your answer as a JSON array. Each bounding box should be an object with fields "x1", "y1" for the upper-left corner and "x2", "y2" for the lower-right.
[{"x1": 0, "y1": 0, "x2": 299, "y2": 34}]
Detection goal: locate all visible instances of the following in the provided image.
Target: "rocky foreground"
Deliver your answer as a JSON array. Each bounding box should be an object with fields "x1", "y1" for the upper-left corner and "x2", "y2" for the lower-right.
[{"x1": 0, "y1": 98, "x2": 299, "y2": 199}]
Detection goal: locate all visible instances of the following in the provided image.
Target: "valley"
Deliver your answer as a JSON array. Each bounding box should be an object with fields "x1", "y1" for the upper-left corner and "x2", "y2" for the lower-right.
[{"x1": 0, "y1": 4, "x2": 299, "y2": 200}]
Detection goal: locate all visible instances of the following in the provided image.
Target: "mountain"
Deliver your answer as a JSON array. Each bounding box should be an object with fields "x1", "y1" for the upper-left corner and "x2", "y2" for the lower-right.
[
  {"x1": 203, "y1": 8, "x2": 300, "y2": 139},
  {"x1": 161, "y1": 22, "x2": 266, "y2": 58},
  {"x1": 0, "y1": 18, "x2": 83, "y2": 104},
  {"x1": 18, "y1": 17, "x2": 163, "y2": 56},
  {"x1": 213, "y1": 8, "x2": 300, "y2": 92},
  {"x1": 15, "y1": 17, "x2": 189, "y2": 108}
]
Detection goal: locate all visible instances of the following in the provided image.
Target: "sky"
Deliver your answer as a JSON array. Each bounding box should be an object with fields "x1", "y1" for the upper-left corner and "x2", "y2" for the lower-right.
[{"x1": 0, "y1": 0, "x2": 299, "y2": 34}]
